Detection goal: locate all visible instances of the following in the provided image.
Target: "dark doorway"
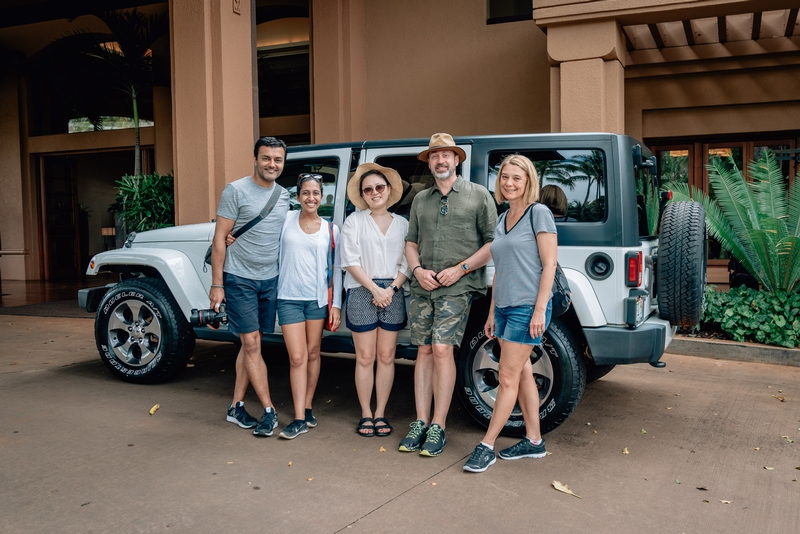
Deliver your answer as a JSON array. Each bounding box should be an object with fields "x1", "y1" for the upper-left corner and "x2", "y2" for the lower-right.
[{"x1": 42, "y1": 156, "x2": 80, "y2": 279}]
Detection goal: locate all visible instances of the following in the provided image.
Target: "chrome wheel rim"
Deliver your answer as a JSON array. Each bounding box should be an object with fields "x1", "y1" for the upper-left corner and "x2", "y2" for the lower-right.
[{"x1": 106, "y1": 299, "x2": 163, "y2": 368}]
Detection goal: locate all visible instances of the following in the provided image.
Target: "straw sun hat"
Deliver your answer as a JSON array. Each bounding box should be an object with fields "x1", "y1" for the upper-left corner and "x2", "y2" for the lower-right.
[{"x1": 346, "y1": 162, "x2": 403, "y2": 211}]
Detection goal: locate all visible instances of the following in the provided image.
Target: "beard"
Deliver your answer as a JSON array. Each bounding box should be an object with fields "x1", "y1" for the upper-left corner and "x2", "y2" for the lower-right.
[{"x1": 432, "y1": 165, "x2": 454, "y2": 180}]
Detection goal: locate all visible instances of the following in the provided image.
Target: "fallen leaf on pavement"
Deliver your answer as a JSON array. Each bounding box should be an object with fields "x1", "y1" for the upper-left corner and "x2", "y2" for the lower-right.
[
  {"x1": 754, "y1": 447, "x2": 760, "y2": 451},
  {"x1": 764, "y1": 466, "x2": 775, "y2": 470},
  {"x1": 593, "y1": 430, "x2": 598, "y2": 434},
  {"x1": 149, "y1": 404, "x2": 160, "y2": 415},
  {"x1": 675, "y1": 393, "x2": 681, "y2": 396},
  {"x1": 326, "y1": 399, "x2": 331, "y2": 403},
  {"x1": 781, "y1": 436, "x2": 794, "y2": 443},
  {"x1": 552, "y1": 481, "x2": 581, "y2": 499},
  {"x1": 431, "y1": 482, "x2": 437, "y2": 486},
  {"x1": 379, "y1": 446, "x2": 386, "y2": 452},
  {"x1": 622, "y1": 448, "x2": 629, "y2": 454},
  {"x1": 227, "y1": 462, "x2": 233, "y2": 464},
  {"x1": 666, "y1": 407, "x2": 673, "y2": 410},
  {"x1": 703, "y1": 500, "x2": 710, "y2": 503},
  {"x1": 586, "y1": 422, "x2": 591, "y2": 426},
  {"x1": 641, "y1": 429, "x2": 647, "y2": 434},
  {"x1": 773, "y1": 395, "x2": 785, "y2": 402},
  {"x1": 307, "y1": 477, "x2": 314, "y2": 481},
  {"x1": 676, "y1": 480, "x2": 681, "y2": 484},
  {"x1": 287, "y1": 461, "x2": 292, "y2": 466},
  {"x1": 546, "y1": 451, "x2": 553, "y2": 455},
  {"x1": 779, "y1": 390, "x2": 783, "y2": 393},
  {"x1": 696, "y1": 486, "x2": 708, "y2": 491},
  {"x1": 720, "y1": 500, "x2": 732, "y2": 504}
]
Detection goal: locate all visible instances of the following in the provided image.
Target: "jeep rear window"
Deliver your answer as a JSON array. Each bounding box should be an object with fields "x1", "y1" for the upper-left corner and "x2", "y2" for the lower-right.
[
  {"x1": 488, "y1": 149, "x2": 606, "y2": 223},
  {"x1": 281, "y1": 157, "x2": 339, "y2": 220}
]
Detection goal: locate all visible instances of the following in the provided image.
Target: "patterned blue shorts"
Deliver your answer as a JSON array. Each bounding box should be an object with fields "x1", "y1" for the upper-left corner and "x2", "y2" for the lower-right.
[{"x1": 345, "y1": 279, "x2": 406, "y2": 333}]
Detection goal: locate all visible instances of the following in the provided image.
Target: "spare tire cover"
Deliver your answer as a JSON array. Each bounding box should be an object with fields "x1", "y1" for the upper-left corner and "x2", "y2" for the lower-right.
[{"x1": 657, "y1": 201, "x2": 706, "y2": 327}]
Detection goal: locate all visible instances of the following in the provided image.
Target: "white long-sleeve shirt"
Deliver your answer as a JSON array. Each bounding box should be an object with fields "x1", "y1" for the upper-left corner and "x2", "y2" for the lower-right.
[{"x1": 341, "y1": 210, "x2": 410, "y2": 290}]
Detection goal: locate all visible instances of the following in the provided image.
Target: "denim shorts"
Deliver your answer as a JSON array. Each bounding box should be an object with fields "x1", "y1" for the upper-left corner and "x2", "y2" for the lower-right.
[
  {"x1": 494, "y1": 301, "x2": 552, "y2": 346},
  {"x1": 345, "y1": 278, "x2": 406, "y2": 333},
  {"x1": 277, "y1": 299, "x2": 328, "y2": 325},
  {"x1": 223, "y1": 272, "x2": 278, "y2": 335}
]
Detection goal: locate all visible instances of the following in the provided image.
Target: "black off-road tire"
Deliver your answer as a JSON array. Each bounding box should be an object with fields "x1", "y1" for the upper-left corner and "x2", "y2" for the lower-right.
[
  {"x1": 657, "y1": 201, "x2": 706, "y2": 327},
  {"x1": 95, "y1": 277, "x2": 195, "y2": 384},
  {"x1": 586, "y1": 361, "x2": 615, "y2": 383},
  {"x1": 456, "y1": 319, "x2": 586, "y2": 437}
]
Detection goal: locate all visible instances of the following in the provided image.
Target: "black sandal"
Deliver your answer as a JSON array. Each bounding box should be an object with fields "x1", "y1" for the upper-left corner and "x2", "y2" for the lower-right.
[
  {"x1": 356, "y1": 417, "x2": 374, "y2": 437},
  {"x1": 373, "y1": 417, "x2": 393, "y2": 437}
]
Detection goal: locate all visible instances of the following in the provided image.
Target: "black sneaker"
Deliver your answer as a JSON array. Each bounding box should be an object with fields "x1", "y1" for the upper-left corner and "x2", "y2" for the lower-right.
[
  {"x1": 463, "y1": 443, "x2": 496, "y2": 473},
  {"x1": 226, "y1": 402, "x2": 258, "y2": 429},
  {"x1": 398, "y1": 420, "x2": 428, "y2": 452},
  {"x1": 279, "y1": 419, "x2": 309, "y2": 440},
  {"x1": 499, "y1": 437, "x2": 546, "y2": 460},
  {"x1": 305, "y1": 408, "x2": 317, "y2": 428},
  {"x1": 419, "y1": 423, "x2": 446, "y2": 457},
  {"x1": 253, "y1": 408, "x2": 278, "y2": 437}
]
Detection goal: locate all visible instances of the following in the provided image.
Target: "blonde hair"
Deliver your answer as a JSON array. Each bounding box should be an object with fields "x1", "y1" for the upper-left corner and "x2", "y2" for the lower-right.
[
  {"x1": 494, "y1": 154, "x2": 539, "y2": 205},
  {"x1": 540, "y1": 184, "x2": 568, "y2": 216}
]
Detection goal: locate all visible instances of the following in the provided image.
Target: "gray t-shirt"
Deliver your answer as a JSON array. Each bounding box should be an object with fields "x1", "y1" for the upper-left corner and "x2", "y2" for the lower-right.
[
  {"x1": 216, "y1": 176, "x2": 290, "y2": 280},
  {"x1": 490, "y1": 203, "x2": 557, "y2": 308}
]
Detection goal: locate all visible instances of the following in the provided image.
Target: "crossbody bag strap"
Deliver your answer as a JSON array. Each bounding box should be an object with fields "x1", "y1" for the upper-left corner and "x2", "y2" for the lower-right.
[
  {"x1": 232, "y1": 184, "x2": 284, "y2": 239},
  {"x1": 326, "y1": 221, "x2": 335, "y2": 284}
]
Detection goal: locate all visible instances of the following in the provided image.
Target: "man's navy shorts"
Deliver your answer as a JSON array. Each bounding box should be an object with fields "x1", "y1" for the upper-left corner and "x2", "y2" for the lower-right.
[{"x1": 223, "y1": 272, "x2": 278, "y2": 335}]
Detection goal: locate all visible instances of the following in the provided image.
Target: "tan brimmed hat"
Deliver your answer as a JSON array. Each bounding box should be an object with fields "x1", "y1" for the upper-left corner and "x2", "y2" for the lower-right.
[
  {"x1": 418, "y1": 133, "x2": 467, "y2": 163},
  {"x1": 347, "y1": 163, "x2": 403, "y2": 211}
]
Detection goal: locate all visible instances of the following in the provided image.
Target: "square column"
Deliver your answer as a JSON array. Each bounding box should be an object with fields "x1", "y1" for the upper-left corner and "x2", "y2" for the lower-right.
[{"x1": 169, "y1": 0, "x2": 258, "y2": 225}]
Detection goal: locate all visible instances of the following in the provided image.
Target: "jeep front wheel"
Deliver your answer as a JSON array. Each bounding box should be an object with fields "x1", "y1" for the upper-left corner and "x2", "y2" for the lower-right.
[
  {"x1": 456, "y1": 319, "x2": 586, "y2": 437},
  {"x1": 95, "y1": 277, "x2": 194, "y2": 384}
]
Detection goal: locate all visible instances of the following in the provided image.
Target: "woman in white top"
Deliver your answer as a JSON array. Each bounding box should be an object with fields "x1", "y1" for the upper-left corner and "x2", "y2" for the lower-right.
[
  {"x1": 276, "y1": 174, "x2": 342, "y2": 440},
  {"x1": 342, "y1": 163, "x2": 409, "y2": 437}
]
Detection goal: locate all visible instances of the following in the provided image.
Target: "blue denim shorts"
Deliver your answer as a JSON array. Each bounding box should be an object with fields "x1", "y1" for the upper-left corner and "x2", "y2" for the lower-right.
[
  {"x1": 277, "y1": 299, "x2": 328, "y2": 325},
  {"x1": 494, "y1": 301, "x2": 552, "y2": 346},
  {"x1": 223, "y1": 272, "x2": 278, "y2": 335}
]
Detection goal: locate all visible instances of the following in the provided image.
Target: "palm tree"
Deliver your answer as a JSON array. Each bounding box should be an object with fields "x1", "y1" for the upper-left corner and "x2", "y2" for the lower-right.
[
  {"x1": 669, "y1": 149, "x2": 800, "y2": 293},
  {"x1": 51, "y1": 8, "x2": 168, "y2": 176}
]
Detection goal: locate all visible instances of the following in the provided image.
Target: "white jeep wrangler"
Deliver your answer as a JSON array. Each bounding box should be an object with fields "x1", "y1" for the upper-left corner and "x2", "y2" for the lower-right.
[{"x1": 80, "y1": 133, "x2": 706, "y2": 436}]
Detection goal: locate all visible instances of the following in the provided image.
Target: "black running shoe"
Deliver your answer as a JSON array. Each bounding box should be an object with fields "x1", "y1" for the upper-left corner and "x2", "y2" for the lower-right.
[
  {"x1": 499, "y1": 437, "x2": 546, "y2": 460},
  {"x1": 419, "y1": 423, "x2": 446, "y2": 457},
  {"x1": 305, "y1": 408, "x2": 317, "y2": 428},
  {"x1": 227, "y1": 402, "x2": 258, "y2": 429},
  {"x1": 463, "y1": 443, "x2": 496, "y2": 473},
  {"x1": 253, "y1": 408, "x2": 278, "y2": 437},
  {"x1": 279, "y1": 419, "x2": 309, "y2": 439},
  {"x1": 398, "y1": 420, "x2": 428, "y2": 452}
]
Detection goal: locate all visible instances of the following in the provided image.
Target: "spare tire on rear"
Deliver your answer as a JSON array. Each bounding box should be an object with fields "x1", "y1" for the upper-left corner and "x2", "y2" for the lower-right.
[{"x1": 657, "y1": 201, "x2": 706, "y2": 327}]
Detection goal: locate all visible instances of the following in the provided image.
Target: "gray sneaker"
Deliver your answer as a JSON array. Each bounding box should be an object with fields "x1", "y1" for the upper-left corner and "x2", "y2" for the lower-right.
[
  {"x1": 398, "y1": 420, "x2": 428, "y2": 452},
  {"x1": 463, "y1": 443, "x2": 496, "y2": 473},
  {"x1": 253, "y1": 408, "x2": 279, "y2": 437},
  {"x1": 499, "y1": 437, "x2": 546, "y2": 460},
  {"x1": 279, "y1": 419, "x2": 309, "y2": 440},
  {"x1": 419, "y1": 423, "x2": 446, "y2": 457},
  {"x1": 227, "y1": 402, "x2": 258, "y2": 429},
  {"x1": 305, "y1": 408, "x2": 317, "y2": 428}
]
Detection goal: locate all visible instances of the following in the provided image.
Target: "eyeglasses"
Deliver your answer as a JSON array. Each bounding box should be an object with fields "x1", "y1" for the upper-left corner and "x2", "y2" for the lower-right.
[
  {"x1": 362, "y1": 183, "x2": 389, "y2": 195},
  {"x1": 297, "y1": 173, "x2": 323, "y2": 187},
  {"x1": 440, "y1": 195, "x2": 448, "y2": 216}
]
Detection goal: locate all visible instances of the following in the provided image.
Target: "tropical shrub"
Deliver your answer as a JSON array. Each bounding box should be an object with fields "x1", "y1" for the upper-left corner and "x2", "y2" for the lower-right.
[
  {"x1": 669, "y1": 149, "x2": 800, "y2": 293},
  {"x1": 112, "y1": 172, "x2": 174, "y2": 232},
  {"x1": 701, "y1": 285, "x2": 800, "y2": 348}
]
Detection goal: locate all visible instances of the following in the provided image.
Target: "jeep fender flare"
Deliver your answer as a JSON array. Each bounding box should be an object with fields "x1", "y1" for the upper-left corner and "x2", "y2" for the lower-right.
[
  {"x1": 87, "y1": 248, "x2": 209, "y2": 321},
  {"x1": 563, "y1": 268, "x2": 606, "y2": 328}
]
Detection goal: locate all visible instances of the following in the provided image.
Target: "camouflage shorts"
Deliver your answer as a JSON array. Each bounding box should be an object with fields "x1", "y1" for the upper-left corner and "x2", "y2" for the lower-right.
[{"x1": 409, "y1": 293, "x2": 473, "y2": 347}]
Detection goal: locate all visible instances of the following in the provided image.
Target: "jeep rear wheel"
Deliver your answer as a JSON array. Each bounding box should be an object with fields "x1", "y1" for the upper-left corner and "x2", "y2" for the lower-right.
[
  {"x1": 657, "y1": 201, "x2": 706, "y2": 327},
  {"x1": 95, "y1": 277, "x2": 194, "y2": 384},
  {"x1": 456, "y1": 319, "x2": 586, "y2": 437}
]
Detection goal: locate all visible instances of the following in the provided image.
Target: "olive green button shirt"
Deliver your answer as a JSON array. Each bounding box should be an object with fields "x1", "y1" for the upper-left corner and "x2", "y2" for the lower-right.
[{"x1": 406, "y1": 176, "x2": 497, "y2": 297}]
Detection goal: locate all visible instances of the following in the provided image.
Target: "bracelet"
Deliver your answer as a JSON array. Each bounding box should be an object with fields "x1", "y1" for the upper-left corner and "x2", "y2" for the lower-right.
[
  {"x1": 412, "y1": 265, "x2": 423, "y2": 275},
  {"x1": 211, "y1": 284, "x2": 224, "y2": 289}
]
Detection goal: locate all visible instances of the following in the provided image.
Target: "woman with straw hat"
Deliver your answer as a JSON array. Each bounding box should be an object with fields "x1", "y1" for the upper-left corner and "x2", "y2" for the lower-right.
[{"x1": 342, "y1": 163, "x2": 409, "y2": 437}]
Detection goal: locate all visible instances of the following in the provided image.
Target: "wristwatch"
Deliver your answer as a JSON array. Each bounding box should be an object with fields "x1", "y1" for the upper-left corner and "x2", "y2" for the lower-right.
[
  {"x1": 390, "y1": 284, "x2": 399, "y2": 293},
  {"x1": 460, "y1": 262, "x2": 470, "y2": 274}
]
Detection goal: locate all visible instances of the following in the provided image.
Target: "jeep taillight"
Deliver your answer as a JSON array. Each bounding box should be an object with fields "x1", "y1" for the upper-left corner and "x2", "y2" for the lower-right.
[{"x1": 625, "y1": 251, "x2": 643, "y2": 287}]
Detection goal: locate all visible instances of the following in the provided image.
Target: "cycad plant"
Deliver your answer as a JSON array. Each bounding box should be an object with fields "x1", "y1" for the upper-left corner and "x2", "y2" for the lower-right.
[{"x1": 669, "y1": 149, "x2": 800, "y2": 293}]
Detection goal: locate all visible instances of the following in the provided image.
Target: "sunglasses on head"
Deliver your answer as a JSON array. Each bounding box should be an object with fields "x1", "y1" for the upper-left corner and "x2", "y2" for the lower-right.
[
  {"x1": 297, "y1": 173, "x2": 323, "y2": 187},
  {"x1": 362, "y1": 183, "x2": 389, "y2": 195}
]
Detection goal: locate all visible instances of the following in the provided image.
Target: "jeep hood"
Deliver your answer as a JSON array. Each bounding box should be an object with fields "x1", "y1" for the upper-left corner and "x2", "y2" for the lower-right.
[{"x1": 131, "y1": 223, "x2": 215, "y2": 244}]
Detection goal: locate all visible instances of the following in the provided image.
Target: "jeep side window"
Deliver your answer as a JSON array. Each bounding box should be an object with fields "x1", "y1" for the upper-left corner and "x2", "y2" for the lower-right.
[
  {"x1": 487, "y1": 149, "x2": 607, "y2": 222},
  {"x1": 280, "y1": 157, "x2": 339, "y2": 220}
]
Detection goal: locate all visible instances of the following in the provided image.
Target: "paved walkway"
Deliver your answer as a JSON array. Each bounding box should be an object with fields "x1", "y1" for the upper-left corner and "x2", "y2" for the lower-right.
[{"x1": 1, "y1": 315, "x2": 798, "y2": 533}]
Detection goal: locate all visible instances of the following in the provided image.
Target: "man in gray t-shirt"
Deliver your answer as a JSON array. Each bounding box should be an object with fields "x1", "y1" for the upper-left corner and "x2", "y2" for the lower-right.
[{"x1": 210, "y1": 137, "x2": 290, "y2": 437}]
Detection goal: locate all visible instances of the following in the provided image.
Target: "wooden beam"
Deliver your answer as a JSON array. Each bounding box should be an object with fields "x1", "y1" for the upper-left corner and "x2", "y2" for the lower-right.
[
  {"x1": 752, "y1": 12, "x2": 762, "y2": 40},
  {"x1": 787, "y1": 8, "x2": 798, "y2": 38},
  {"x1": 718, "y1": 16, "x2": 727, "y2": 44},
  {"x1": 683, "y1": 19, "x2": 695, "y2": 46},
  {"x1": 648, "y1": 23, "x2": 665, "y2": 48}
]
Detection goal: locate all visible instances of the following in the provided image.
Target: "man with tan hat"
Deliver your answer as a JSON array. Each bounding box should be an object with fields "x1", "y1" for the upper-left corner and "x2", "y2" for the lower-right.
[{"x1": 400, "y1": 133, "x2": 497, "y2": 456}]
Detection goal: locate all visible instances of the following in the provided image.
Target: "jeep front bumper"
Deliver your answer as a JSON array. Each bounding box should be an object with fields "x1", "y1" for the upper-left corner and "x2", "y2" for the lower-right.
[{"x1": 582, "y1": 316, "x2": 674, "y2": 365}]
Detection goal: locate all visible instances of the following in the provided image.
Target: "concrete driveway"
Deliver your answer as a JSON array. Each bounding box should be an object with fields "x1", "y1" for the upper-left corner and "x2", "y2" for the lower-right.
[{"x1": 1, "y1": 316, "x2": 798, "y2": 533}]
